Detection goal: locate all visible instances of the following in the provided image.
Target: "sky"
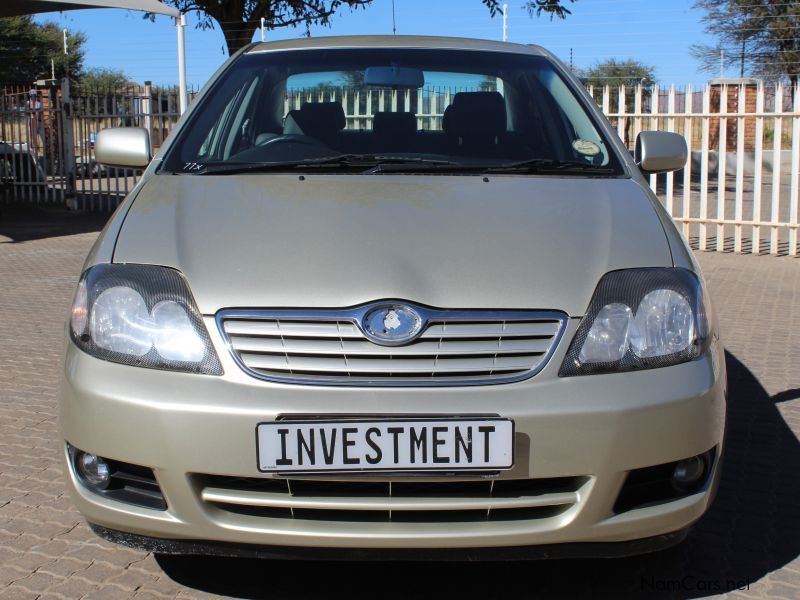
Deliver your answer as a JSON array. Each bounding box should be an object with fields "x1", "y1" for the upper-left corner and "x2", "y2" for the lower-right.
[{"x1": 35, "y1": 0, "x2": 718, "y2": 89}]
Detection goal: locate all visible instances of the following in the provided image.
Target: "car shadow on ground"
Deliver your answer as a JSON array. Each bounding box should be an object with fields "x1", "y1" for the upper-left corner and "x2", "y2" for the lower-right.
[
  {"x1": 0, "y1": 204, "x2": 108, "y2": 243},
  {"x1": 156, "y1": 352, "x2": 800, "y2": 599}
]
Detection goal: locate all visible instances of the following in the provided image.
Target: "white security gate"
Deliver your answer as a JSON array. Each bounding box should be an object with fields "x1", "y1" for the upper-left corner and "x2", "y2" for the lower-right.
[
  {"x1": 0, "y1": 84, "x2": 71, "y2": 205},
  {"x1": 589, "y1": 83, "x2": 800, "y2": 257},
  {"x1": 1, "y1": 80, "x2": 185, "y2": 211},
  {"x1": 69, "y1": 82, "x2": 185, "y2": 211}
]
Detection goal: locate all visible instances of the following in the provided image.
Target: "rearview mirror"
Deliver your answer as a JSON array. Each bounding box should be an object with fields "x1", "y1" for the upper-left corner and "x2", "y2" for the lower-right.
[
  {"x1": 635, "y1": 131, "x2": 687, "y2": 174},
  {"x1": 364, "y1": 66, "x2": 424, "y2": 89},
  {"x1": 95, "y1": 127, "x2": 151, "y2": 169}
]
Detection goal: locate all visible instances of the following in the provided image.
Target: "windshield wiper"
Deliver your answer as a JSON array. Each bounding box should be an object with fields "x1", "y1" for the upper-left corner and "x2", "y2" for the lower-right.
[
  {"x1": 356, "y1": 158, "x2": 618, "y2": 176},
  {"x1": 192, "y1": 154, "x2": 457, "y2": 175},
  {"x1": 190, "y1": 155, "x2": 616, "y2": 176},
  {"x1": 483, "y1": 158, "x2": 617, "y2": 175}
]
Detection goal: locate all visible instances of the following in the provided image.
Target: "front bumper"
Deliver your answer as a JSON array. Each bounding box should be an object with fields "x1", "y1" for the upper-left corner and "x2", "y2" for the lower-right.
[
  {"x1": 89, "y1": 523, "x2": 690, "y2": 560},
  {"x1": 59, "y1": 330, "x2": 726, "y2": 553}
]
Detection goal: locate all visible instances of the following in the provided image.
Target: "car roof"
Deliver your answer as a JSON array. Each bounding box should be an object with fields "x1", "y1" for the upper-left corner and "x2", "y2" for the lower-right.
[{"x1": 245, "y1": 35, "x2": 548, "y2": 57}]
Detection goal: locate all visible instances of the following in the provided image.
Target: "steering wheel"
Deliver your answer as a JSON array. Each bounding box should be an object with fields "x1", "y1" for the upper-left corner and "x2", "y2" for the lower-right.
[{"x1": 258, "y1": 134, "x2": 323, "y2": 147}]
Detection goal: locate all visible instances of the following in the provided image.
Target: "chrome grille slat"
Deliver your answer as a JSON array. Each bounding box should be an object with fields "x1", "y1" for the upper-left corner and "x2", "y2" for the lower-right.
[
  {"x1": 420, "y1": 322, "x2": 561, "y2": 339},
  {"x1": 201, "y1": 487, "x2": 579, "y2": 511},
  {"x1": 223, "y1": 320, "x2": 361, "y2": 338},
  {"x1": 198, "y1": 475, "x2": 588, "y2": 523},
  {"x1": 218, "y1": 304, "x2": 568, "y2": 386},
  {"x1": 228, "y1": 336, "x2": 553, "y2": 356},
  {"x1": 239, "y1": 353, "x2": 540, "y2": 374}
]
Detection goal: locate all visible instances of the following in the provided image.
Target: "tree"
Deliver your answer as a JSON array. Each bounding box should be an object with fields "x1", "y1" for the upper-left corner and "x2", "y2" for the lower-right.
[
  {"x1": 523, "y1": 0, "x2": 576, "y2": 20},
  {"x1": 75, "y1": 68, "x2": 136, "y2": 92},
  {"x1": 691, "y1": 0, "x2": 800, "y2": 84},
  {"x1": 152, "y1": 1, "x2": 576, "y2": 56},
  {"x1": 580, "y1": 58, "x2": 656, "y2": 90},
  {"x1": 579, "y1": 59, "x2": 656, "y2": 116},
  {"x1": 0, "y1": 17, "x2": 86, "y2": 84}
]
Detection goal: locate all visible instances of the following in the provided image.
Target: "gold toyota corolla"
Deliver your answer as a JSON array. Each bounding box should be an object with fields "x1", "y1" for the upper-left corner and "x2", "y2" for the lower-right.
[{"x1": 60, "y1": 36, "x2": 726, "y2": 560}]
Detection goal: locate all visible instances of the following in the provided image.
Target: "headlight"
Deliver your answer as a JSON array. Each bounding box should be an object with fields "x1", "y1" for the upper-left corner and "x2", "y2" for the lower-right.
[
  {"x1": 559, "y1": 268, "x2": 711, "y2": 376},
  {"x1": 69, "y1": 264, "x2": 222, "y2": 375}
]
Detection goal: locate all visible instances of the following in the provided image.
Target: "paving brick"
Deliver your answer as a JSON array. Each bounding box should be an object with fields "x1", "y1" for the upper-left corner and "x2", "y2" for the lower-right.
[
  {"x1": 45, "y1": 576, "x2": 102, "y2": 599},
  {"x1": 12, "y1": 569, "x2": 65, "y2": 592},
  {"x1": 75, "y1": 561, "x2": 134, "y2": 588},
  {"x1": 0, "y1": 565, "x2": 30, "y2": 587},
  {"x1": 0, "y1": 583, "x2": 42, "y2": 600},
  {"x1": 106, "y1": 568, "x2": 162, "y2": 593},
  {"x1": 82, "y1": 587, "x2": 137, "y2": 600},
  {"x1": 38, "y1": 557, "x2": 93, "y2": 579}
]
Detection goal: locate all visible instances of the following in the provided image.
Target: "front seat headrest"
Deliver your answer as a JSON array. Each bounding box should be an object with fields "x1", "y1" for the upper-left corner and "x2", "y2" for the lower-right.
[
  {"x1": 284, "y1": 102, "x2": 346, "y2": 139},
  {"x1": 373, "y1": 111, "x2": 417, "y2": 138},
  {"x1": 442, "y1": 91, "x2": 507, "y2": 138}
]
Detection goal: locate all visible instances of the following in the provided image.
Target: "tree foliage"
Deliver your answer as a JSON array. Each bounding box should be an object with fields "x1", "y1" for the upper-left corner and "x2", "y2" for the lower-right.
[
  {"x1": 523, "y1": 0, "x2": 576, "y2": 20},
  {"x1": 75, "y1": 67, "x2": 136, "y2": 93},
  {"x1": 691, "y1": 0, "x2": 800, "y2": 83},
  {"x1": 153, "y1": 1, "x2": 576, "y2": 56},
  {"x1": 0, "y1": 17, "x2": 86, "y2": 84},
  {"x1": 579, "y1": 59, "x2": 656, "y2": 115},
  {"x1": 579, "y1": 58, "x2": 656, "y2": 89}
]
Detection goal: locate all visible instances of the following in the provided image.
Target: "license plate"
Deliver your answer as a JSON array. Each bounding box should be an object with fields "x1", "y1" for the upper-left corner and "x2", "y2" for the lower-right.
[{"x1": 256, "y1": 418, "x2": 514, "y2": 473}]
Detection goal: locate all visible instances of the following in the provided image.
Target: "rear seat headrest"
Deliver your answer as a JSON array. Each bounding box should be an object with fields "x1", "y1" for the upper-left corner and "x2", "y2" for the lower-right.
[
  {"x1": 284, "y1": 102, "x2": 346, "y2": 137},
  {"x1": 442, "y1": 91, "x2": 507, "y2": 137},
  {"x1": 373, "y1": 112, "x2": 417, "y2": 138}
]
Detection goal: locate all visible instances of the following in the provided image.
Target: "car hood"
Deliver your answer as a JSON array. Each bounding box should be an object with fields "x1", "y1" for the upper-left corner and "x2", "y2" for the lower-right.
[{"x1": 113, "y1": 173, "x2": 671, "y2": 316}]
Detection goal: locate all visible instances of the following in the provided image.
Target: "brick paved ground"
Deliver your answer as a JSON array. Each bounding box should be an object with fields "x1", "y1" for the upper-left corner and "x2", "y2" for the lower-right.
[{"x1": 1, "y1": 205, "x2": 798, "y2": 599}]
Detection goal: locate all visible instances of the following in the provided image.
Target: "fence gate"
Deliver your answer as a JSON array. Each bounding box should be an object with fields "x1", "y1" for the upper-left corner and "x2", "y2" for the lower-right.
[
  {"x1": 0, "y1": 82, "x2": 71, "y2": 205},
  {"x1": 1, "y1": 79, "x2": 185, "y2": 211}
]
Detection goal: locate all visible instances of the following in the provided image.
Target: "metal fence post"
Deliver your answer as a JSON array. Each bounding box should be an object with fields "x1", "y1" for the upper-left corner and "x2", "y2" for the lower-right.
[
  {"x1": 143, "y1": 81, "x2": 153, "y2": 143},
  {"x1": 60, "y1": 77, "x2": 77, "y2": 208},
  {"x1": 790, "y1": 83, "x2": 800, "y2": 257}
]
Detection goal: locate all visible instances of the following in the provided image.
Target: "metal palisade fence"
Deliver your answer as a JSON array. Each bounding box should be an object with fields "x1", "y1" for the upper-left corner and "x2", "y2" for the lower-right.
[
  {"x1": 588, "y1": 82, "x2": 800, "y2": 257},
  {"x1": 0, "y1": 81, "x2": 193, "y2": 212},
  {"x1": 1, "y1": 80, "x2": 798, "y2": 257},
  {"x1": 69, "y1": 82, "x2": 192, "y2": 211}
]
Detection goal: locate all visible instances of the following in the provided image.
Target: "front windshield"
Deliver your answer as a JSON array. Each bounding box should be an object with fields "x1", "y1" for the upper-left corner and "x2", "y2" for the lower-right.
[{"x1": 163, "y1": 48, "x2": 622, "y2": 175}]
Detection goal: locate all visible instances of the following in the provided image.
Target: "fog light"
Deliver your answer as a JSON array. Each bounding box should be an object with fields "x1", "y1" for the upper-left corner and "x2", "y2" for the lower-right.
[
  {"x1": 672, "y1": 454, "x2": 707, "y2": 490},
  {"x1": 77, "y1": 452, "x2": 111, "y2": 489}
]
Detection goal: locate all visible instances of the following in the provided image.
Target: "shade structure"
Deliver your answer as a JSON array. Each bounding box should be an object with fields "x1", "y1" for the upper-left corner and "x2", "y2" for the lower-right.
[
  {"x1": 0, "y1": 0, "x2": 179, "y2": 18},
  {"x1": 1, "y1": 0, "x2": 188, "y2": 113}
]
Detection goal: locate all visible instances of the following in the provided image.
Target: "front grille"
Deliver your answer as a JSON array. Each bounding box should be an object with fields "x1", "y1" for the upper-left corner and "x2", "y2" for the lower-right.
[
  {"x1": 197, "y1": 475, "x2": 588, "y2": 524},
  {"x1": 217, "y1": 304, "x2": 567, "y2": 386}
]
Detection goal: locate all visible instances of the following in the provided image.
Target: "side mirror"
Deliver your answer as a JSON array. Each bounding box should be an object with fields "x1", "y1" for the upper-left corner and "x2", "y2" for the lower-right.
[
  {"x1": 95, "y1": 127, "x2": 151, "y2": 169},
  {"x1": 634, "y1": 131, "x2": 687, "y2": 174}
]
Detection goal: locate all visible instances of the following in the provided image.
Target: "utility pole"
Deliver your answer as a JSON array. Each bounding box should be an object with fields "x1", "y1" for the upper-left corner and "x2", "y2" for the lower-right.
[
  {"x1": 62, "y1": 28, "x2": 69, "y2": 78},
  {"x1": 260, "y1": 17, "x2": 265, "y2": 42},
  {"x1": 392, "y1": 0, "x2": 397, "y2": 35},
  {"x1": 177, "y1": 14, "x2": 188, "y2": 114},
  {"x1": 720, "y1": 48, "x2": 725, "y2": 79},
  {"x1": 739, "y1": 39, "x2": 745, "y2": 78},
  {"x1": 502, "y1": 3, "x2": 509, "y2": 42},
  {"x1": 570, "y1": 48, "x2": 573, "y2": 71}
]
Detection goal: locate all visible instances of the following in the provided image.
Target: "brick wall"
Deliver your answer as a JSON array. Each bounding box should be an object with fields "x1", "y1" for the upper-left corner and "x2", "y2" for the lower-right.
[{"x1": 709, "y1": 83, "x2": 758, "y2": 151}]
